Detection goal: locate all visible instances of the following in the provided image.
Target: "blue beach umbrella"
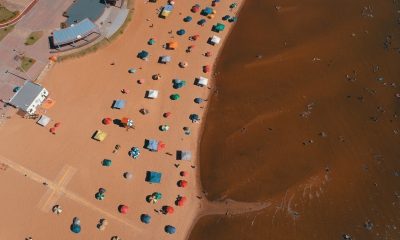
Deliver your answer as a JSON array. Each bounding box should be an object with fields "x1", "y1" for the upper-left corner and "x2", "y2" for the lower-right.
[
  {"x1": 148, "y1": 38, "x2": 155, "y2": 45},
  {"x1": 13, "y1": 86, "x2": 20, "y2": 92},
  {"x1": 194, "y1": 97, "x2": 204, "y2": 104},
  {"x1": 138, "y1": 50, "x2": 149, "y2": 59},
  {"x1": 165, "y1": 225, "x2": 176, "y2": 234},
  {"x1": 140, "y1": 214, "x2": 151, "y2": 224},
  {"x1": 177, "y1": 29, "x2": 186, "y2": 35},
  {"x1": 222, "y1": 15, "x2": 230, "y2": 21},
  {"x1": 183, "y1": 16, "x2": 192, "y2": 22},
  {"x1": 70, "y1": 224, "x2": 81, "y2": 234}
]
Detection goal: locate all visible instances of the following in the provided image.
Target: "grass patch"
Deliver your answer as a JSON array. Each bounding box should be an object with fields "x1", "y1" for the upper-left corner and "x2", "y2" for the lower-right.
[
  {"x1": 0, "y1": 5, "x2": 18, "y2": 23},
  {"x1": 58, "y1": 0, "x2": 134, "y2": 62},
  {"x1": 0, "y1": 24, "x2": 14, "y2": 41},
  {"x1": 17, "y1": 56, "x2": 36, "y2": 72},
  {"x1": 24, "y1": 31, "x2": 43, "y2": 45}
]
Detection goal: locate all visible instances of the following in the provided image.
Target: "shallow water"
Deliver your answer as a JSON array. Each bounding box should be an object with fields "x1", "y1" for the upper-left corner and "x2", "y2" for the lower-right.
[{"x1": 190, "y1": 0, "x2": 400, "y2": 239}]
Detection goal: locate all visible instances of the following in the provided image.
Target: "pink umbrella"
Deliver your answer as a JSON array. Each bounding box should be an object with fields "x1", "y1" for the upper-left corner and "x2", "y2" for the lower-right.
[
  {"x1": 102, "y1": 118, "x2": 112, "y2": 125},
  {"x1": 119, "y1": 205, "x2": 129, "y2": 214},
  {"x1": 180, "y1": 171, "x2": 188, "y2": 177},
  {"x1": 178, "y1": 180, "x2": 188, "y2": 188}
]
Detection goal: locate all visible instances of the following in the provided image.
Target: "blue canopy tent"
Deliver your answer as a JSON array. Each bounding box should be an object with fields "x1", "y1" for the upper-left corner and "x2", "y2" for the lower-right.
[
  {"x1": 113, "y1": 100, "x2": 126, "y2": 109},
  {"x1": 146, "y1": 171, "x2": 162, "y2": 183},
  {"x1": 165, "y1": 225, "x2": 176, "y2": 234},
  {"x1": 144, "y1": 139, "x2": 158, "y2": 151},
  {"x1": 140, "y1": 214, "x2": 151, "y2": 224}
]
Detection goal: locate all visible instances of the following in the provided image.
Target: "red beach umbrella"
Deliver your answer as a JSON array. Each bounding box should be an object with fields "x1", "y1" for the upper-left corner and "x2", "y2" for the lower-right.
[
  {"x1": 191, "y1": 35, "x2": 199, "y2": 41},
  {"x1": 177, "y1": 199, "x2": 185, "y2": 206},
  {"x1": 163, "y1": 206, "x2": 174, "y2": 214},
  {"x1": 50, "y1": 127, "x2": 56, "y2": 134},
  {"x1": 203, "y1": 65, "x2": 210, "y2": 73},
  {"x1": 178, "y1": 180, "x2": 188, "y2": 188},
  {"x1": 180, "y1": 171, "x2": 188, "y2": 177},
  {"x1": 163, "y1": 112, "x2": 171, "y2": 118},
  {"x1": 103, "y1": 118, "x2": 112, "y2": 125},
  {"x1": 205, "y1": 51, "x2": 212, "y2": 57},
  {"x1": 180, "y1": 196, "x2": 187, "y2": 202},
  {"x1": 119, "y1": 205, "x2": 129, "y2": 214},
  {"x1": 54, "y1": 122, "x2": 61, "y2": 127}
]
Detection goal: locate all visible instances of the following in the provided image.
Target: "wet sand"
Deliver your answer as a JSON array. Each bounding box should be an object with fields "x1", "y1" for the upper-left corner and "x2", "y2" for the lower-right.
[{"x1": 191, "y1": 0, "x2": 400, "y2": 239}]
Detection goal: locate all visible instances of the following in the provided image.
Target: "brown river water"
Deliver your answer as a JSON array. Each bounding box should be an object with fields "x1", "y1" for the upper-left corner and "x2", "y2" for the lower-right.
[{"x1": 189, "y1": 0, "x2": 400, "y2": 239}]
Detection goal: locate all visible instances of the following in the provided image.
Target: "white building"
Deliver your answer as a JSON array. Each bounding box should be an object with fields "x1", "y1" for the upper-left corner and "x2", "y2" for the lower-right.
[{"x1": 9, "y1": 81, "x2": 49, "y2": 114}]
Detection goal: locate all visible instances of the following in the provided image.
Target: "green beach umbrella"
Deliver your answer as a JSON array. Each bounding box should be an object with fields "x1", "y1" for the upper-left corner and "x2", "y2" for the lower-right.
[{"x1": 170, "y1": 94, "x2": 180, "y2": 100}]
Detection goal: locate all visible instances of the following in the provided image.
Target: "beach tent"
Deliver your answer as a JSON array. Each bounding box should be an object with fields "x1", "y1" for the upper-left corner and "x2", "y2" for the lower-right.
[
  {"x1": 167, "y1": 41, "x2": 178, "y2": 50},
  {"x1": 165, "y1": 225, "x2": 176, "y2": 234},
  {"x1": 159, "y1": 56, "x2": 171, "y2": 64},
  {"x1": 138, "y1": 50, "x2": 149, "y2": 60},
  {"x1": 141, "y1": 214, "x2": 151, "y2": 224},
  {"x1": 170, "y1": 94, "x2": 180, "y2": 100},
  {"x1": 172, "y1": 79, "x2": 186, "y2": 89},
  {"x1": 177, "y1": 29, "x2": 186, "y2": 35},
  {"x1": 160, "y1": 4, "x2": 173, "y2": 18},
  {"x1": 93, "y1": 130, "x2": 107, "y2": 141},
  {"x1": 144, "y1": 139, "x2": 165, "y2": 151},
  {"x1": 208, "y1": 35, "x2": 221, "y2": 45},
  {"x1": 195, "y1": 77, "x2": 209, "y2": 87},
  {"x1": 177, "y1": 150, "x2": 192, "y2": 160},
  {"x1": 146, "y1": 90, "x2": 159, "y2": 99},
  {"x1": 102, "y1": 159, "x2": 112, "y2": 166},
  {"x1": 37, "y1": 115, "x2": 51, "y2": 126},
  {"x1": 112, "y1": 100, "x2": 126, "y2": 109},
  {"x1": 146, "y1": 171, "x2": 162, "y2": 183}
]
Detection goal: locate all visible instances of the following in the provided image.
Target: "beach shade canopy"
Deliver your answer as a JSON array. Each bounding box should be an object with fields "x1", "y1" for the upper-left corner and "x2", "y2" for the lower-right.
[
  {"x1": 194, "y1": 97, "x2": 204, "y2": 104},
  {"x1": 159, "y1": 125, "x2": 170, "y2": 131},
  {"x1": 180, "y1": 171, "x2": 188, "y2": 177},
  {"x1": 102, "y1": 159, "x2": 112, "y2": 166},
  {"x1": 124, "y1": 171, "x2": 133, "y2": 179},
  {"x1": 146, "y1": 90, "x2": 159, "y2": 99},
  {"x1": 145, "y1": 171, "x2": 162, "y2": 183},
  {"x1": 70, "y1": 224, "x2": 81, "y2": 234},
  {"x1": 170, "y1": 94, "x2": 180, "y2": 100},
  {"x1": 119, "y1": 205, "x2": 129, "y2": 214},
  {"x1": 177, "y1": 150, "x2": 192, "y2": 160},
  {"x1": 213, "y1": 23, "x2": 225, "y2": 32},
  {"x1": 165, "y1": 225, "x2": 176, "y2": 234},
  {"x1": 179, "y1": 61, "x2": 188, "y2": 68},
  {"x1": 144, "y1": 139, "x2": 159, "y2": 151},
  {"x1": 129, "y1": 147, "x2": 140, "y2": 159},
  {"x1": 190, "y1": 114, "x2": 200, "y2": 122},
  {"x1": 195, "y1": 76, "x2": 209, "y2": 87},
  {"x1": 141, "y1": 214, "x2": 151, "y2": 224},
  {"x1": 201, "y1": 7, "x2": 213, "y2": 16},
  {"x1": 208, "y1": 35, "x2": 221, "y2": 45},
  {"x1": 178, "y1": 180, "x2": 188, "y2": 188},
  {"x1": 197, "y1": 19, "x2": 206, "y2": 26},
  {"x1": 121, "y1": 117, "x2": 134, "y2": 128},
  {"x1": 167, "y1": 41, "x2": 178, "y2": 50},
  {"x1": 183, "y1": 16, "x2": 192, "y2": 22},
  {"x1": 93, "y1": 130, "x2": 107, "y2": 141},
  {"x1": 172, "y1": 79, "x2": 186, "y2": 89},
  {"x1": 160, "y1": 4, "x2": 173, "y2": 18},
  {"x1": 138, "y1": 50, "x2": 149, "y2": 60},
  {"x1": 177, "y1": 29, "x2": 186, "y2": 35},
  {"x1": 128, "y1": 68, "x2": 136, "y2": 74},
  {"x1": 148, "y1": 38, "x2": 156, "y2": 45},
  {"x1": 159, "y1": 55, "x2": 171, "y2": 64},
  {"x1": 37, "y1": 115, "x2": 51, "y2": 127},
  {"x1": 113, "y1": 100, "x2": 126, "y2": 109},
  {"x1": 191, "y1": 4, "x2": 200, "y2": 13},
  {"x1": 102, "y1": 117, "x2": 112, "y2": 125},
  {"x1": 203, "y1": 65, "x2": 211, "y2": 73},
  {"x1": 163, "y1": 206, "x2": 174, "y2": 214}
]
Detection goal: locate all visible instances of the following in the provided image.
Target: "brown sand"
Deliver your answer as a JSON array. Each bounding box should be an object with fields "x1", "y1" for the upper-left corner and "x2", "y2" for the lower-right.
[
  {"x1": 190, "y1": 0, "x2": 400, "y2": 239},
  {"x1": 0, "y1": 0, "x2": 264, "y2": 239}
]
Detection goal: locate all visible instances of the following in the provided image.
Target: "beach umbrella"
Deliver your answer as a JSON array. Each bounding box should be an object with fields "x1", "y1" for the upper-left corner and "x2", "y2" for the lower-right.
[
  {"x1": 146, "y1": 195, "x2": 157, "y2": 204},
  {"x1": 180, "y1": 171, "x2": 188, "y2": 177},
  {"x1": 183, "y1": 126, "x2": 191, "y2": 135},
  {"x1": 140, "y1": 108, "x2": 149, "y2": 115},
  {"x1": 222, "y1": 15, "x2": 230, "y2": 21},
  {"x1": 163, "y1": 206, "x2": 174, "y2": 214},
  {"x1": 178, "y1": 180, "x2": 188, "y2": 188},
  {"x1": 128, "y1": 68, "x2": 136, "y2": 74},
  {"x1": 119, "y1": 205, "x2": 129, "y2": 214},
  {"x1": 159, "y1": 125, "x2": 170, "y2": 131},
  {"x1": 95, "y1": 192, "x2": 105, "y2": 200},
  {"x1": 49, "y1": 55, "x2": 58, "y2": 62},
  {"x1": 173, "y1": 79, "x2": 186, "y2": 89},
  {"x1": 165, "y1": 225, "x2": 176, "y2": 234},
  {"x1": 52, "y1": 205, "x2": 62, "y2": 214},
  {"x1": 153, "y1": 192, "x2": 162, "y2": 200},
  {"x1": 183, "y1": 16, "x2": 192, "y2": 22},
  {"x1": 229, "y1": 17, "x2": 238, "y2": 23},
  {"x1": 190, "y1": 114, "x2": 200, "y2": 122},
  {"x1": 152, "y1": 73, "x2": 162, "y2": 80},
  {"x1": 179, "y1": 61, "x2": 188, "y2": 68},
  {"x1": 191, "y1": 4, "x2": 200, "y2": 13},
  {"x1": 158, "y1": 141, "x2": 166, "y2": 151},
  {"x1": 73, "y1": 217, "x2": 81, "y2": 225},
  {"x1": 140, "y1": 214, "x2": 151, "y2": 224},
  {"x1": 208, "y1": 14, "x2": 215, "y2": 19},
  {"x1": 137, "y1": 79, "x2": 144, "y2": 84},
  {"x1": 123, "y1": 171, "x2": 133, "y2": 180},
  {"x1": 102, "y1": 159, "x2": 112, "y2": 166},
  {"x1": 163, "y1": 112, "x2": 171, "y2": 118},
  {"x1": 205, "y1": 51, "x2": 212, "y2": 57},
  {"x1": 54, "y1": 122, "x2": 61, "y2": 127},
  {"x1": 70, "y1": 224, "x2": 81, "y2": 234},
  {"x1": 138, "y1": 50, "x2": 149, "y2": 60},
  {"x1": 191, "y1": 35, "x2": 200, "y2": 41},
  {"x1": 170, "y1": 94, "x2": 180, "y2": 100},
  {"x1": 203, "y1": 65, "x2": 211, "y2": 73},
  {"x1": 13, "y1": 86, "x2": 20, "y2": 92},
  {"x1": 194, "y1": 97, "x2": 204, "y2": 104},
  {"x1": 177, "y1": 29, "x2": 186, "y2": 35},
  {"x1": 176, "y1": 198, "x2": 187, "y2": 206},
  {"x1": 230, "y1": 3, "x2": 238, "y2": 9},
  {"x1": 129, "y1": 147, "x2": 140, "y2": 159},
  {"x1": 148, "y1": 38, "x2": 156, "y2": 45},
  {"x1": 103, "y1": 118, "x2": 112, "y2": 125},
  {"x1": 50, "y1": 127, "x2": 56, "y2": 134},
  {"x1": 197, "y1": 19, "x2": 206, "y2": 26},
  {"x1": 111, "y1": 236, "x2": 122, "y2": 240}
]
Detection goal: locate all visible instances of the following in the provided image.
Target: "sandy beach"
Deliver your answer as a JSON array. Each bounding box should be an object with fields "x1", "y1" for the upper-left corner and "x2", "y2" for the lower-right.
[{"x1": 0, "y1": 0, "x2": 265, "y2": 239}]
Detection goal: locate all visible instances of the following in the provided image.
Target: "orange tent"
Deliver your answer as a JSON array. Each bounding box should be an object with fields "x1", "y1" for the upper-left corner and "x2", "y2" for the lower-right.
[{"x1": 167, "y1": 41, "x2": 178, "y2": 50}]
